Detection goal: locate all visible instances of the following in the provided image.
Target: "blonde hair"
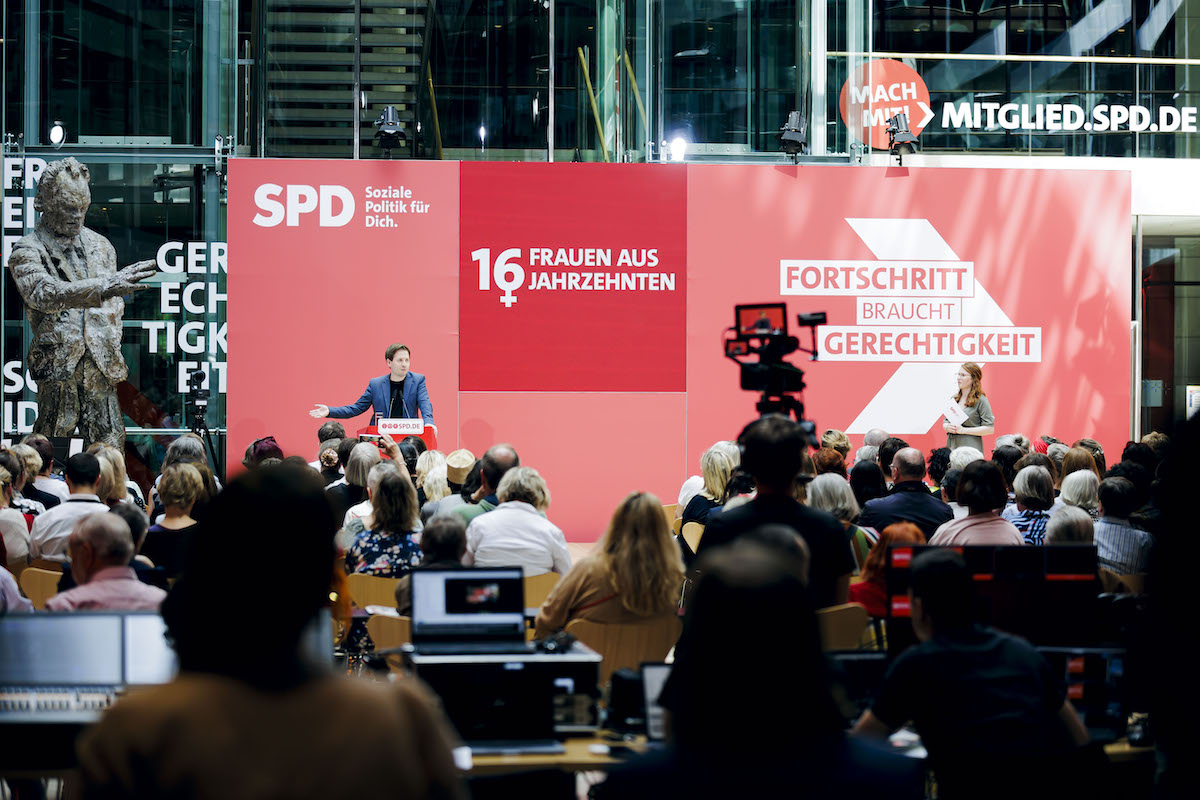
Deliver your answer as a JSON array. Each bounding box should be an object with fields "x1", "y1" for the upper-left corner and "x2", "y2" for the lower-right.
[
  {"x1": 10, "y1": 444, "x2": 42, "y2": 478},
  {"x1": 596, "y1": 492, "x2": 685, "y2": 616},
  {"x1": 0, "y1": 466, "x2": 11, "y2": 499},
  {"x1": 821, "y1": 429, "x2": 851, "y2": 458},
  {"x1": 159, "y1": 463, "x2": 203, "y2": 509},
  {"x1": 497, "y1": 466, "x2": 551, "y2": 511},
  {"x1": 423, "y1": 464, "x2": 451, "y2": 502},
  {"x1": 415, "y1": 450, "x2": 446, "y2": 489},
  {"x1": 700, "y1": 447, "x2": 737, "y2": 501},
  {"x1": 88, "y1": 444, "x2": 128, "y2": 503},
  {"x1": 95, "y1": 457, "x2": 117, "y2": 503}
]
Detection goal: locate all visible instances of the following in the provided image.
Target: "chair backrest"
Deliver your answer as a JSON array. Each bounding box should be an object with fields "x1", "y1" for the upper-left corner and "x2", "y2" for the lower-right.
[
  {"x1": 29, "y1": 559, "x2": 63, "y2": 572},
  {"x1": 681, "y1": 522, "x2": 704, "y2": 554},
  {"x1": 671, "y1": 517, "x2": 683, "y2": 536},
  {"x1": 816, "y1": 603, "x2": 870, "y2": 651},
  {"x1": 566, "y1": 614, "x2": 682, "y2": 686},
  {"x1": 366, "y1": 614, "x2": 412, "y2": 651},
  {"x1": 1099, "y1": 568, "x2": 1146, "y2": 594},
  {"x1": 345, "y1": 573, "x2": 401, "y2": 609},
  {"x1": 524, "y1": 572, "x2": 560, "y2": 608},
  {"x1": 660, "y1": 504, "x2": 677, "y2": 529},
  {"x1": 19, "y1": 567, "x2": 63, "y2": 611}
]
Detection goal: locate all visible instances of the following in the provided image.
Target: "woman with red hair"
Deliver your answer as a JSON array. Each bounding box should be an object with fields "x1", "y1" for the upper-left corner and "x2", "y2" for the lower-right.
[{"x1": 849, "y1": 522, "x2": 926, "y2": 618}]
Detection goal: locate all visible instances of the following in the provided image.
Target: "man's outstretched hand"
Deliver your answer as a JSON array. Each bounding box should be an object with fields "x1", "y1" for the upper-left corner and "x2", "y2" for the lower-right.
[
  {"x1": 309, "y1": 404, "x2": 330, "y2": 419},
  {"x1": 104, "y1": 259, "x2": 158, "y2": 297}
]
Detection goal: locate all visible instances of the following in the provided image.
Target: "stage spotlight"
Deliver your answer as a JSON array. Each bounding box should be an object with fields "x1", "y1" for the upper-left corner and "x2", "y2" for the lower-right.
[
  {"x1": 373, "y1": 106, "x2": 406, "y2": 158},
  {"x1": 669, "y1": 136, "x2": 688, "y2": 162},
  {"x1": 49, "y1": 121, "x2": 66, "y2": 149},
  {"x1": 778, "y1": 111, "x2": 807, "y2": 162},
  {"x1": 885, "y1": 112, "x2": 919, "y2": 163}
]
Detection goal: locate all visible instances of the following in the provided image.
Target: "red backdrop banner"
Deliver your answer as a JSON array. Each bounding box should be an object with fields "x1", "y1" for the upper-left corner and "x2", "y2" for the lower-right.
[{"x1": 228, "y1": 161, "x2": 1131, "y2": 541}]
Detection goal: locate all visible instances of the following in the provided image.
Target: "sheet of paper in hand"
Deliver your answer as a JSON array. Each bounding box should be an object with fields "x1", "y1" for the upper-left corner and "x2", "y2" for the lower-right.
[{"x1": 943, "y1": 400, "x2": 968, "y2": 426}]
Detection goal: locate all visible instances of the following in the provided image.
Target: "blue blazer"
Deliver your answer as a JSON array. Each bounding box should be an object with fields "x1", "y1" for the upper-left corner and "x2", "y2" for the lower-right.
[{"x1": 327, "y1": 372, "x2": 434, "y2": 425}]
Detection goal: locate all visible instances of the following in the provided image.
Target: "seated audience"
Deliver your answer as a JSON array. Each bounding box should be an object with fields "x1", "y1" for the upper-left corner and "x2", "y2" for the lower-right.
[
  {"x1": 1139, "y1": 430, "x2": 1169, "y2": 462},
  {"x1": 25, "y1": 434, "x2": 70, "y2": 503},
  {"x1": 45, "y1": 513, "x2": 167, "y2": 611},
  {"x1": 948, "y1": 445, "x2": 984, "y2": 470},
  {"x1": 535, "y1": 491, "x2": 683, "y2": 637},
  {"x1": 849, "y1": 522, "x2": 926, "y2": 617},
  {"x1": 940, "y1": 468, "x2": 967, "y2": 519},
  {"x1": 55, "y1": 504, "x2": 170, "y2": 594},
  {"x1": 821, "y1": 428, "x2": 851, "y2": 460},
  {"x1": 697, "y1": 416, "x2": 854, "y2": 609},
  {"x1": 316, "y1": 439, "x2": 343, "y2": 485},
  {"x1": 1046, "y1": 442, "x2": 1069, "y2": 474},
  {"x1": 1045, "y1": 506, "x2": 1094, "y2": 545},
  {"x1": 151, "y1": 434, "x2": 219, "y2": 513},
  {"x1": 1055, "y1": 469, "x2": 1100, "y2": 520},
  {"x1": 595, "y1": 541, "x2": 923, "y2": 799},
  {"x1": 76, "y1": 464, "x2": 465, "y2": 800},
  {"x1": 1002, "y1": 465, "x2": 1055, "y2": 545},
  {"x1": 929, "y1": 461, "x2": 1023, "y2": 546},
  {"x1": 0, "y1": 449, "x2": 45, "y2": 517},
  {"x1": 1013, "y1": 451, "x2": 1058, "y2": 487},
  {"x1": 812, "y1": 448, "x2": 847, "y2": 479},
  {"x1": 806, "y1": 473, "x2": 877, "y2": 573},
  {"x1": 344, "y1": 472, "x2": 422, "y2": 577},
  {"x1": 681, "y1": 444, "x2": 736, "y2": 527},
  {"x1": 30, "y1": 453, "x2": 108, "y2": 562},
  {"x1": 453, "y1": 443, "x2": 520, "y2": 526},
  {"x1": 421, "y1": 465, "x2": 452, "y2": 506},
  {"x1": 994, "y1": 433, "x2": 1031, "y2": 454},
  {"x1": 849, "y1": 460, "x2": 886, "y2": 509},
  {"x1": 859, "y1": 448, "x2": 952, "y2": 541},
  {"x1": 140, "y1": 464, "x2": 203, "y2": 577},
  {"x1": 327, "y1": 441, "x2": 380, "y2": 523},
  {"x1": 1060, "y1": 446, "x2": 1101, "y2": 482},
  {"x1": 89, "y1": 443, "x2": 144, "y2": 510},
  {"x1": 1, "y1": 564, "x2": 32, "y2": 613},
  {"x1": 1071, "y1": 437, "x2": 1107, "y2": 474},
  {"x1": 394, "y1": 514, "x2": 468, "y2": 615},
  {"x1": 990, "y1": 444, "x2": 1022, "y2": 502},
  {"x1": 1120, "y1": 442, "x2": 1157, "y2": 475},
  {"x1": 241, "y1": 435, "x2": 284, "y2": 470},
  {"x1": 10, "y1": 443, "x2": 60, "y2": 510},
  {"x1": 306, "y1": 420, "x2": 345, "y2": 470},
  {"x1": 927, "y1": 447, "x2": 951, "y2": 493},
  {"x1": 465, "y1": 467, "x2": 570, "y2": 576},
  {"x1": 413, "y1": 449, "x2": 445, "y2": 506},
  {"x1": 852, "y1": 549, "x2": 1091, "y2": 799},
  {"x1": 876, "y1": 437, "x2": 909, "y2": 487},
  {"x1": 1094, "y1": 477, "x2": 1153, "y2": 575},
  {"x1": 1, "y1": 466, "x2": 30, "y2": 571},
  {"x1": 853, "y1": 445, "x2": 878, "y2": 467},
  {"x1": 675, "y1": 440, "x2": 739, "y2": 518},
  {"x1": 421, "y1": 450, "x2": 476, "y2": 522}
]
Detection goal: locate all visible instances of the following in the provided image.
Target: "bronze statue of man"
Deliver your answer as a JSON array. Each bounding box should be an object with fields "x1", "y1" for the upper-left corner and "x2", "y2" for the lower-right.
[{"x1": 6, "y1": 158, "x2": 157, "y2": 448}]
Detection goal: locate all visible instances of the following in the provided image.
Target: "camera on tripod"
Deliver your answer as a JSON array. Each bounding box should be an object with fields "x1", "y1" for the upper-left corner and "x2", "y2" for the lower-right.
[
  {"x1": 725, "y1": 303, "x2": 826, "y2": 446},
  {"x1": 185, "y1": 369, "x2": 210, "y2": 433}
]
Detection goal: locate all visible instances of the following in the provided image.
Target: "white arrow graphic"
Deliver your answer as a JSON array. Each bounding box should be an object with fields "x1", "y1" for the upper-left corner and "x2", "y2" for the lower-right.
[
  {"x1": 842, "y1": 218, "x2": 1014, "y2": 435},
  {"x1": 916, "y1": 101, "x2": 935, "y2": 129}
]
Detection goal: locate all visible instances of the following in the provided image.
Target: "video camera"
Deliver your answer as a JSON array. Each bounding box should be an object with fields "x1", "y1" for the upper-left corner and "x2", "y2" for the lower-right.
[{"x1": 725, "y1": 303, "x2": 826, "y2": 446}]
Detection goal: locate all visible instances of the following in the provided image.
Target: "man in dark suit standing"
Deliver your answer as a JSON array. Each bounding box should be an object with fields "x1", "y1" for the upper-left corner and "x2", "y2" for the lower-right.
[{"x1": 310, "y1": 343, "x2": 435, "y2": 425}]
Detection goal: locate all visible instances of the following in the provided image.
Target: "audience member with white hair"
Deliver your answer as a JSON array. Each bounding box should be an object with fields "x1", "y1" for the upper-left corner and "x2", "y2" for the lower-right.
[
  {"x1": 421, "y1": 449, "x2": 476, "y2": 522},
  {"x1": 327, "y1": 441, "x2": 380, "y2": 522},
  {"x1": 854, "y1": 445, "x2": 878, "y2": 467},
  {"x1": 949, "y1": 445, "x2": 985, "y2": 471},
  {"x1": 1054, "y1": 469, "x2": 1100, "y2": 520},
  {"x1": 676, "y1": 441, "x2": 739, "y2": 518},
  {"x1": 46, "y1": 513, "x2": 167, "y2": 611},
  {"x1": 414, "y1": 450, "x2": 446, "y2": 501},
  {"x1": 1045, "y1": 506, "x2": 1094, "y2": 544},
  {"x1": 995, "y1": 433, "x2": 1031, "y2": 454},
  {"x1": 1002, "y1": 466, "x2": 1055, "y2": 545},
  {"x1": 465, "y1": 467, "x2": 570, "y2": 576},
  {"x1": 863, "y1": 428, "x2": 888, "y2": 448},
  {"x1": 806, "y1": 473, "x2": 878, "y2": 573},
  {"x1": 1046, "y1": 443, "x2": 1069, "y2": 476}
]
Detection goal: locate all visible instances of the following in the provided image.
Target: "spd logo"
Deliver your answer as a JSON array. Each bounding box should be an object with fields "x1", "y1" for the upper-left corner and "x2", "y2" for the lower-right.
[{"x1": 252, "y1": 184, "x2": 355, "y2": 227}]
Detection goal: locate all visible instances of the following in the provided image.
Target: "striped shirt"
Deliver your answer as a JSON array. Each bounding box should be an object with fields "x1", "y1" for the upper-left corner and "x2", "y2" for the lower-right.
[{"x1": 1094, "y1": 517, "x2": 1153, "y2": 575}]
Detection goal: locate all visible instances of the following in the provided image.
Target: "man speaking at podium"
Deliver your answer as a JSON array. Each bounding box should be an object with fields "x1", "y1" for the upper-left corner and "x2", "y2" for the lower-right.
[{"x1": 310, "y1": 343, "x2": 434, "y2": 425}]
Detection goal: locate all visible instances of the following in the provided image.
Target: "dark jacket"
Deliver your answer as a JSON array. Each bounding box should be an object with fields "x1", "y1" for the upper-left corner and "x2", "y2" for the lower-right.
[{"x1": 857, "y1": 480, "x2": 953, "y2": 541}]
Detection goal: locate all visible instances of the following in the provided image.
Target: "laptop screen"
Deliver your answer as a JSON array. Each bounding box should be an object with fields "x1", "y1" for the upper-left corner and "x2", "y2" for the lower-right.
[
  {"x1": 122, "y1": 613, "x2": 178, "y2": 685},
  {"x1": 0, "y1": 614, "x2": 123, "y2": 686},
  {"x1": 411, "y1": 568, "x2": 525, "y2": 640},
  {"x1": 641, "y1": 663, "x2": 672, "y2": 741}
]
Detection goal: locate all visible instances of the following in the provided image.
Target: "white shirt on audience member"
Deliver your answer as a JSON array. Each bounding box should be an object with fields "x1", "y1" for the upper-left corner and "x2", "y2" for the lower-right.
[
  {"x1": 464, "y1": 501, "x2": 571, "y2": 577},
  {"x1": 677, "y1": 475, "x2": 705, "y2": 511},
  {"x1": 29, "y1": 493, "x2": 109, "y2": 562},
  {"x1": 1, "y1": 507, "x2": 31, "y2": 564},
  {"x1": 34, "y1": 475, "x2": 71, "y2": 503}
]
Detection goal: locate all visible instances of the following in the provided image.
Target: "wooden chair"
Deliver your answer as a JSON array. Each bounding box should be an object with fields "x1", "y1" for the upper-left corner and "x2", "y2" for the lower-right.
[
  {"x1": 566, "y1": 614, "x2": 682, "y2": 686},
  {"x1": 29, "y1": 559, "x2": 63, "y2": 572},
  {"x1": 366, "y1": 614, "x2": 412, "y2": 651},
  {"x1": 660, "y1": 504, "x2": 677, "y2": 528},
  {"x1": 345, "y1": 573, "x2": 401, "y2": 610},
  {"x1": 7, "y1": 558, "x2": 30, "y2": 583},
  {"x1": 19, "y1": 567, "x2": 63, "y2": 610},
  {"x1": 524, "y1": 572, "x2": 560, "y2": 608},
  {"x1": 671, "y1": 517, "x2": 683, "y2": 536},
  {"x1": 816, "y1": 603, "x2": 870, "y2": 651},
  {"x1": 1099, "y1": 569, "x2": 1146, "y2": 594},
  {"x1": 681, "y1": 522, "x2": 704, "y2": 555}
]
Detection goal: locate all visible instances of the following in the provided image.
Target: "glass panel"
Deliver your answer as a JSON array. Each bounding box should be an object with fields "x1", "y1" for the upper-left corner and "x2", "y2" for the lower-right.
[{"x1": 1141, "y1": 216, "x2": 1200, "y2": 435}]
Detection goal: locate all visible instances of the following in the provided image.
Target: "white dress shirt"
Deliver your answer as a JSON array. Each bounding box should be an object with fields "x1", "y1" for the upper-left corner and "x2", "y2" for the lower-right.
[
  {"x1": 464, "y1": 501, "x2": 571, "y2": 576},
  {"x1": 34, "y1": 475, "x2": 71, "y2": 503},
  {"x1": 29, "y1": 493, "x2": 109, "y2": 562},
  {"x1": 1, "y1": 507, "x2": 31, "y2": 565}
]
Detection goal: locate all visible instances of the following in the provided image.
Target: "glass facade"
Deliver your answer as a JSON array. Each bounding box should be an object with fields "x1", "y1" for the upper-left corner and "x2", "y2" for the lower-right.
[{"x1": 5, "y1": 0, "x2": 1200, "y2": 481}]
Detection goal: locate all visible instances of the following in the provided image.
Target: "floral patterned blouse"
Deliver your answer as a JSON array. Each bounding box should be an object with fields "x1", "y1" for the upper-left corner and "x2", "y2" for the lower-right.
[{"x1": 344, "y1": 528, "x2": 422, "y2": 577}]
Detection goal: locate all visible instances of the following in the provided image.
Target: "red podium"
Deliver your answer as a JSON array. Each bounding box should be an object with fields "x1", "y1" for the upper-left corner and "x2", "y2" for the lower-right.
[{"x1": 357, "y1": 417, "x2": 438, "y2": 450}]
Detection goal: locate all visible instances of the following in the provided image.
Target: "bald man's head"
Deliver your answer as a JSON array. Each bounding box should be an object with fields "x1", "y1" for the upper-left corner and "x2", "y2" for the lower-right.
[
  {"x1": 892, "y1": 447, "x2": 927, "y2": 482},
  {"x1": 68, "y1": 512, "x2": 134, "y2": 585},
  {"x1": 480, "y1": 444, "x2": 520, "y2": 494}
]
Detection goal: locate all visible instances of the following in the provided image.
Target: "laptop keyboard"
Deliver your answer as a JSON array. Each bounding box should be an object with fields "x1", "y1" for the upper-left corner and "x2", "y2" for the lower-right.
[{"x1": 414, "y1": 642, "x2": 534, "y2": 656}]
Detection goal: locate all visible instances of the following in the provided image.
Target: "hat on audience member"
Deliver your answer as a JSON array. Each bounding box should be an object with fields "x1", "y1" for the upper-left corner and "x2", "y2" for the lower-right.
[{"x1": 446, "y1": 449, "x2": 475, "y2": 484}]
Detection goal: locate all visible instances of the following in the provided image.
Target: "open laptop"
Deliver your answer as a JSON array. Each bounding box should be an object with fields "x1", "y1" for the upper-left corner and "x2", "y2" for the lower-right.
[{"x1": 410, "y1": 568, "x2": 534, "y2": 655}]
